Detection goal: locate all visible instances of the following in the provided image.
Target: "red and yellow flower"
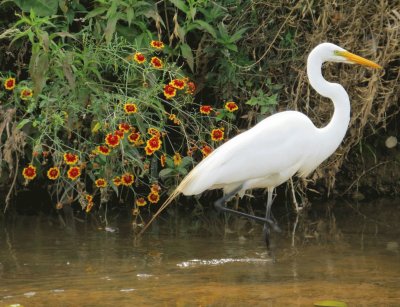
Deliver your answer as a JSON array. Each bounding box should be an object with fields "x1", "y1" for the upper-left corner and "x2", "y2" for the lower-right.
[
  {"x1": 146, "y1": 136, "x2": 162, "y2": 151},
  {"x1": 105, "y1": 133, "x2": 120, "y2": 148},
  {"x1": 136, "y1": 197, "x2": 147, "y2": 207},
  {"x1": 22, "y1": 164, "x2": 37, "y2": 180},
  {"x1": 163, "y1": 84, "x2": 176, "y2": 99},
  {"x1": 95, "y1": 178, "x2": 107, "y2": 188},
  {"x1": 121, "y1": 173, "x2": 134, "y2": 186},
  {"x1": 147, "y1": 127, "x2": 161, "y2": 138},
  {"x1": 186, "y1": 81, "x2": 196, "y2": 94},
  {"x1": 118, "y1": 123, "x2": 131, "y2": 132},
  {"x1": 67, "y1": 166, "x2": 81, "y2": 180},
  {"x1": 113, "y1": 176, "x2": 122, "y2": 186},
  {"x1": 160, "y1": 154, "x2": 166, "y2": 167},
  {"x1": 97, "y1": 145, "x2": 111, "y2": 155},
  {"x1": 200, "y1": 105, "x2": 213, "y2": 115},
  {"x1": 201, "y1": 145, "x2": 213, "y2": 157},
  {"x1": 147, "y1": 191, "x2": 160, "y2": 204},
  {"x1": 133, "y1": 52, "x2": 146, "y2": 64},
  {"x1": 115, "y1": 129, "x2": 125, "y2": 139},
  {"x1": 151, "y1": 183, "x2": 161, "y2": 193},
  {"x1": 47, "y1": 167, "x2": 60, "y2": 180},
  {"x1": 128, "y1": 132, "x2": 141, "y2": 144},
  {"x1": 151, "y1": 56, "x2": 163, "y2": 69},
  {"x1": 170, "y1": 79, "x2": 185, "y2": 90},
  {"x1": 144, "y1": 145, "x2": 154, "y2": 155},
  {"x1": 85, "y1": 194, "x2": 93, "y2": 203},
  {"x1": 4, "y1": 77, "x2": 16, "y2": 90},
  {"x1": 173, "y1": 152, "x2": 182, "y2": 166},
  {"x1": 124, "y1": 103, "x2": 138, "y2": 114},
  {"x1": 64, "y1": 152, "x2": 79, "y2": 165},
  {"x1": 225, "y1": 101, "x2": 238, "y2": 112},
  {"x1": 211, "y1": 128, "x2": 224, "y2": 141},
  {"x1": 20, "y1": 88, "x2": 33, "y2": 100},
  {"x1": 150, "y1": 40, "x2": 164, "y2": 49}
]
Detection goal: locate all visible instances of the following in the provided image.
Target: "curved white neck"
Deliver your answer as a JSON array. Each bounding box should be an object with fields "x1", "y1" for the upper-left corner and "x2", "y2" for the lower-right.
[{"x1": 307, "y1": 48, "x2": 350, "y2": 158}]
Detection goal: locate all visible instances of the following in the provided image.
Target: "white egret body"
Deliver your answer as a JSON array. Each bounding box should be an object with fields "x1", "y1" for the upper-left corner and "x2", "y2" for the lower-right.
[{"x1": 141, "y1": 43, "x2": 381, "y2": 235}]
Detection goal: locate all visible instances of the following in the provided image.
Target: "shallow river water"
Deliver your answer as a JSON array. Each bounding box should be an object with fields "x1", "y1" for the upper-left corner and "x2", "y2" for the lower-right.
[{"x1": 1, "y1": 199, "x2": 399, "y2": 306}]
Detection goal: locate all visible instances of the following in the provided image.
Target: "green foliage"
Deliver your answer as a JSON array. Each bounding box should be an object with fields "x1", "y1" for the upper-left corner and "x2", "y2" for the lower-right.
[
  {"x1": 11, "y1": 0, "x2": 59, "y2": 16},
  {"x1": 0, "y1": 3, "x2": 243, "y2": 217}
]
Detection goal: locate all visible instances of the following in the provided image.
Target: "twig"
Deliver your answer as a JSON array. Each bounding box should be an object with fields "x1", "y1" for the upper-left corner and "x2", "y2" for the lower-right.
[{"x1": 4, "y1": 154, "x2": 19, "y2": 213}]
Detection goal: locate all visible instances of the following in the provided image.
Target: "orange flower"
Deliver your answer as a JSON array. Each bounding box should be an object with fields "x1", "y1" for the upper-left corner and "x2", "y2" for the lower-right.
[
  {"x1": 163, "y1": 84, "x2": 176, "y2": 99},
  {"x1": 170, "y1": 79, "x2": 185, "y2": 90},
  {"x1": 201, "y1": 145, "x2": 213, "y2": 157},
  {"x1": 128, "y1": 132, "x2": 141, "y2": 144},
  {"x1": 124, "y1": 103, "x2": 138, "y2": 114},
  {"x1": 118, "y1": 123, "x2": 131, "y2": 132},
  {"x1": 121, "y1": 173, "x2": 134, "y2": 186},
  {"x1": 136, "y1": 197, "x2": 147, "y2": 207},
  {"x1": 47, "y1": 167, "x2": 60, "y2": 180},
  {"x1": 105, "y1": 133, "x2": 120, "y2": 148},
  {"x1": 211, "y1": 128, "x2": 224, "y2": 141},
  {"x1": 173, "y1": 152, "x2": 182, "y2": 166},
  {"x1": 147, "y1": 127, "x2": 161, "y2": 138},
  {"x1": 64, "y1": 153, "x2": 79, "y2": 165},
  {"x1": 95, "y1": 178, "x2": 107, "y2": 188},
  {"x1": 146, "y1": 136, "x2": 162, "y2": 151},
  {"x1": 147, "y1": 191, "x2": 160, "y2": 204},
  {"x1": 186, "y1": 81, "x2": 196, "y2": 94},
  {"x1": 225, "y1": 101, "x2": 238, "y2": 112},
  {"x1": 20, "y1": 88, "x2": 33, "y2": 100},
  {"x1": 113, "y1": 176, "x2": 122, "y2": 186},
  {"x1": 145, "y1": 145, "x2": 154, "y2": 155},
  {"x1": 160, "y1": 154, "x2": 166, "y2": 167},
  {"x1": 22, "y1": 164, "x2": 36, "y2": 180},
  {"x1": 133, "y1": 52, "x2": 146, "y2": 64},
  {"x1": 4, "y1": 77, "x2": 16, "y2": 90},
  {"x1": 97, "y1": 145, "x2": 111, "y2": 155},
  {"x1": 200, "y1": 105, "x2": 212, "y2": 115},
  {"x1": 151, "y1": 56, "x2": 163, "y2": 69},
  {"x1": 150, "y1": 40, "x2": 164, "y2": 49},
  {"x1": 67, "y1": 166, "x2": 81, "y2": 180}
]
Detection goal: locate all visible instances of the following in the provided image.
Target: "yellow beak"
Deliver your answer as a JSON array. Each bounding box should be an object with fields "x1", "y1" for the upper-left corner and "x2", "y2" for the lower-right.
[{"x1": 338, "y1": 50, "x2": 382, "y2": 69}]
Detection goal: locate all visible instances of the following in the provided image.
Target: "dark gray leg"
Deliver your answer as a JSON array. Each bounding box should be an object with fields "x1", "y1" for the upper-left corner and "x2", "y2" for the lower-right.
[
  {"x1": 214, "y1": 185, "x2": 278, "y2": 229},
  {"x1": 263, "y1": 188, "x2": 278, "y2": 247}
]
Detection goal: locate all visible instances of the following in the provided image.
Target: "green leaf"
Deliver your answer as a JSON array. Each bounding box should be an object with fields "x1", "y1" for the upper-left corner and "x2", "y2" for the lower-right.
[
  {"x1": 16, "y1": 118, "x2": 31, "y2": 129},
  {"x1": 84, "y1": 6, "x2": 108, "y2": 20},
  {"x1": 229, "y1": 27, "x2": 248, "y2": 43},
  {"x1": 126, "y1": 7, "x2": 134, "y2": 26},
  {"x1": 180, "y1": 43, "x2": 194, "y2": 72},
  {"x1": 193, "y1": 20, "x2": 217, "y2": 38},
  {"x1": 12, "y1": 0, "x2": 58, "y2": 16},
  {"x1": 159, "y1": 168, "x2": 174, "y2": 179},
  {"x1": 314, "y1": 300, "x2": 347, "y2": 307},
  {"x1": 225, "y1": 43, "x2": 238, "y2": 52},
  {"x1": 170, "y1": 0, "x2": 189, "y2": 14},
  {"x1": 104, "y1": 14, "x2": 119, "y2": 43}
]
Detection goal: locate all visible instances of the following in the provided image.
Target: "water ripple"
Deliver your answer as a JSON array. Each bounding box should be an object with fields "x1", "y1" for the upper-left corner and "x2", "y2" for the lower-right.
[{"x1": 177, "y1": 258, "x2": 272, "y2": 268}]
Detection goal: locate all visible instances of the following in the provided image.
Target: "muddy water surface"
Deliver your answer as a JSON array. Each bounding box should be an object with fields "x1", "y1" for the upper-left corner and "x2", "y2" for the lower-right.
[{"x1": 1, "y1": 200, "x2": 400, "y2": 306}]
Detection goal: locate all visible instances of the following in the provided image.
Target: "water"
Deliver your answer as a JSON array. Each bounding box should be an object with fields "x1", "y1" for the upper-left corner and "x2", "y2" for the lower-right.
[{"x1": 1, "y1": 199, "x2": 400, "y2": 306}]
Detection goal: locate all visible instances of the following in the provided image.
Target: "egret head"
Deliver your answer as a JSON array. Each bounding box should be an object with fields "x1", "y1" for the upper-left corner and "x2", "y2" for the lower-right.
[{"x1": 312, "y1": 43, "x2": 381, "y2": 69}]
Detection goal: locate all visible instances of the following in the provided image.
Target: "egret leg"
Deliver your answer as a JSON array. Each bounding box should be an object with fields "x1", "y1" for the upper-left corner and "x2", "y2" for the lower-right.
[
  {"x1": 263, "y1": 188, "x2": 280, "y2": 247},
  {"x1": 214, "y1": 185, "x2": 278, "y2": 229}
]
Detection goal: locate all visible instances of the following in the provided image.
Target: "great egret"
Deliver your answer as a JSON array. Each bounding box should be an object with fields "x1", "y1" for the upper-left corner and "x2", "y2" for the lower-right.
[{"x1": 140, "y1": 43, "x2": 381, "y2": 242}]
